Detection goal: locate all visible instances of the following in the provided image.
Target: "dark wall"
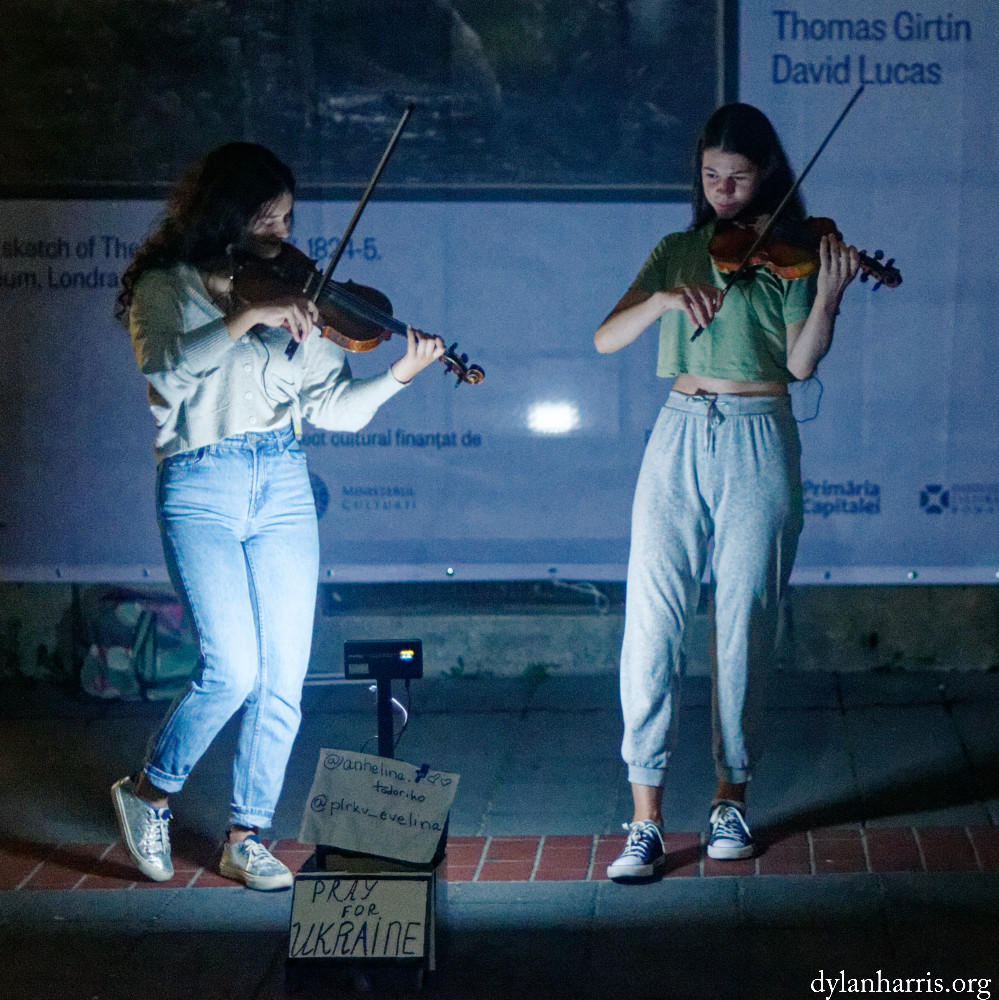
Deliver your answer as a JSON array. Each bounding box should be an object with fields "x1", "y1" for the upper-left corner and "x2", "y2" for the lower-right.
[{"x1": 0, "y1": 0, "x2": 721, "y2": 198}]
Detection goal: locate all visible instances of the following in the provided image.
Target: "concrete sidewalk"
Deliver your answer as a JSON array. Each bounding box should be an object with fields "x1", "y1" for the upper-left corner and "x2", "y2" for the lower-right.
[
  {"x1": 2, "y1": 668, "x2": 999, "y2": 997},
  {"x1": 4, "y1": 874, "x2": 998, "y2": 999}
]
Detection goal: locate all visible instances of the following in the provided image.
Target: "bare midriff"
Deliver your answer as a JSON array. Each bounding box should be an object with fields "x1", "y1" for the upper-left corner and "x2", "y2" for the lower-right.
[{"x1": 672, "y1": 373, "x2": 788, "y2": 397}]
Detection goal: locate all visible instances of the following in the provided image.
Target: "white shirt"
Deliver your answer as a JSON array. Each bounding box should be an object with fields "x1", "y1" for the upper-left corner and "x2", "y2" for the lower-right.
[{"x1": 130, "y1": 264, "x2": 405, "y2": 461}]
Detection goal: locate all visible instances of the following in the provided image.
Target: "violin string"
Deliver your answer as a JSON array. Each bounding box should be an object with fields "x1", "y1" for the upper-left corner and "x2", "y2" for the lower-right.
[
  {"x1": 318, "y1": 282, "x2": 480, "y2": 383},
  {"x1": 321, "y1": 281, "x2": 407, "y2": 337}
]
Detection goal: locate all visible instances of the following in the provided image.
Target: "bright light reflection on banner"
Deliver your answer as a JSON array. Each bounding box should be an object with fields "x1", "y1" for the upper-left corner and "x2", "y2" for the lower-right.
[{"x1": 526, "y1": 401, "x2": 581, "y2": 435}]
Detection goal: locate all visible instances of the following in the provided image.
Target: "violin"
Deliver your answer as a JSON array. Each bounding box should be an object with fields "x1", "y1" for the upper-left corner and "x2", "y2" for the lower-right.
[
  {"x1": 708, "y1": 216, "x2": 902, "y2": 289},
  {"x1": 232, "y1": 240, "x2": 485, "y2": 386},
  {"x1": 236, "y1": 103, "x2": 481, "y2": 386},
  {"x1": 690, "y1": 86, "x2": 901, "y2": 342}
]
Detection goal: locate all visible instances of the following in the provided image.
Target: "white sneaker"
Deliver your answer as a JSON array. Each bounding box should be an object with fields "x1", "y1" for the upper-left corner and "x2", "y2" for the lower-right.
[
  {"x1": 219, "y1": 835, "x2": 293, "y2": 891},
  {"x1": 111, "y1": 776, "x2": 173, "y2": 882},
  {"x1": 707, "y1": 801, "x2": 754, "y2": 860}
]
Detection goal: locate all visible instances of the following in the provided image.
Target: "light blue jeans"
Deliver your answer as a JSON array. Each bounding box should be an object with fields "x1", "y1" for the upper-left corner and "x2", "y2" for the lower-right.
[
  {"x1": 620, "y1": 392, "x2": 803, "y2": 788},
  {"x1": 144, "y1": 424, "x2": 319, "y2": 829}
]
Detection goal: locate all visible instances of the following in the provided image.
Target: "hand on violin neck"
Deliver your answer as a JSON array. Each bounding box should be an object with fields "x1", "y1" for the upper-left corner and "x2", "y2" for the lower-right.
[
  {"x1": 226, "y1": 296, "x2": 320, "y2": 343},
  {"x1": 390, "y1": 325, "x2": 446, "y2": 384},
  {"x1": 815, "y1": 232, "x2": 861, "y2": 307}
]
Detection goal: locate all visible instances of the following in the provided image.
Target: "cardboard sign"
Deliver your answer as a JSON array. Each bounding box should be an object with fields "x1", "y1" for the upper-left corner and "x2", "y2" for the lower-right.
[
  {"x1": 298, "y1": 749, "x2": 459, "y2": 864},
  {"x1": 289, "y1": 873, "x2": 431, "y2": 961}
]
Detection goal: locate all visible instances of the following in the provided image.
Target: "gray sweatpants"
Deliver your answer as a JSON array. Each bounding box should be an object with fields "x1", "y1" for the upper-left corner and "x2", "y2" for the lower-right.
[{"x1": 620, "y1": 391, "x2": 803, "y2": 787}]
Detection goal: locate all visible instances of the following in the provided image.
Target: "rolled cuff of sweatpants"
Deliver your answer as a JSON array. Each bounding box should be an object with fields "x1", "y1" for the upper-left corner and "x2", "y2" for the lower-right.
[{"x1": 627, "y1": 764, "x2": 666, "y2": 787}]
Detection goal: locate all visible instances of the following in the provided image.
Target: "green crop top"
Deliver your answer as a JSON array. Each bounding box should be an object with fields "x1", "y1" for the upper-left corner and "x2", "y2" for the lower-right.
[{"x1": 630, "y1": 222, "x2": 817, "y2": 383}]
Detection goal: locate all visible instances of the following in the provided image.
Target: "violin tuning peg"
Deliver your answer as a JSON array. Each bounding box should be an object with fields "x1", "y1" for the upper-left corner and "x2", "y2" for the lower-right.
[
  {"x1": 874, "y1": 249, "x2": 884, "y2": 260},
  {"x1": 860, "y1": 272, "x2": 869, "y2": 282},
  {"x1": 872, "y1": 280, "x2": 883, "y2": 291}
]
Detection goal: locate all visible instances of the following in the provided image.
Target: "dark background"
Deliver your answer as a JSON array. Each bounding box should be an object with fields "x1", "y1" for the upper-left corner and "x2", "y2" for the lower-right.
[{"x1": 0, "y1": 0, "x2": 727, "y2": 199}]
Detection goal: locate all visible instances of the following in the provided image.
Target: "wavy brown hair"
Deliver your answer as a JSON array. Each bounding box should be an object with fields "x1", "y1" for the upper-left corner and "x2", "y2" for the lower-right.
[{"x1": 115, "y1": 143, "x2": 294, "y2": 324}]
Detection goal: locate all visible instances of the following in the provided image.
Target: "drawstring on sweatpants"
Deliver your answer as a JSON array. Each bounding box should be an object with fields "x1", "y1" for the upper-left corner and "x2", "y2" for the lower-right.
[{"x1": 704, "y1": 395, "x2": 723, "y2": 452}]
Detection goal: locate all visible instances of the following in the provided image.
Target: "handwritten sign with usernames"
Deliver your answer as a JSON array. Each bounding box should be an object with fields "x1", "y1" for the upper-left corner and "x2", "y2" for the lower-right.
[{"x1": 298, "y1": 749, "x2": 459, "y2": 864}]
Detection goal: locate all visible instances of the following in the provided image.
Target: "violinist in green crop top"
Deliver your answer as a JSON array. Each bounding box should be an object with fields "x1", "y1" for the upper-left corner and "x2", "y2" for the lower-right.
[{"x1": 594, "y1": 103, "x2": 860, "y2": 883}]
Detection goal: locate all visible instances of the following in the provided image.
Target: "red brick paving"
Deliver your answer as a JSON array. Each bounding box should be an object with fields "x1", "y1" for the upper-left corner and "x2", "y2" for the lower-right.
[
  {"x1": 969, "y1": 826, "x2": 999, "y2": 871},
  {"x1": 3, "y1": 826, "x2": 999, "y2": 889},
  {"x1": 756, "y1": 832, "x2": 810, "y2": 876},
  {"x1": 661, "y1": 832, "x2": 702, "y2": 878},
  {"x1": 916, "y1": 826, "x2": 980, "y2": 872},
  {"x1": 703, "y1": 854, "x2": 756, "y2": 877},
  {"x1": 476, "y1": 860, "x2": 535, "y2": 881},
  {"x1": 534, "y1": 835, "x2": 593, "y2": 881},
  {"x1": 864, "y1": 827, "x2": 922, "y2": 873},
  {"x1": 811, "y1": 827, "x2": 868, "y2": 875},
  {"x1": 483, "y1": 836, "x2": 541, "y2": 861},
  {"x1": 0, "y1": 839, "x2": 52, "y2": 890},
  {"x1": 477, "y1": 835, "x2": 540, "y2": 881}
]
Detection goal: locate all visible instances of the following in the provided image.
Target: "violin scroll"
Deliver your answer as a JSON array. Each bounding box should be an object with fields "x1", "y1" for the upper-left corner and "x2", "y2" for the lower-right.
[
  {"x1": 858, "y1": 248, "x2": 901, "y2": 291},
  {"x1": 441, "y1": 343, "x2": 485, "y2": 387}
]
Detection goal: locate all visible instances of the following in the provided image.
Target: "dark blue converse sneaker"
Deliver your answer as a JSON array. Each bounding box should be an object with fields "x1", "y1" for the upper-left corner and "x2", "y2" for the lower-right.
[
  {"x1": 606, "y1": 820, "x2": 667, "y2": 881},
  {"x1": 707, "y1": 801, "x2": 754, "y2": 860}
]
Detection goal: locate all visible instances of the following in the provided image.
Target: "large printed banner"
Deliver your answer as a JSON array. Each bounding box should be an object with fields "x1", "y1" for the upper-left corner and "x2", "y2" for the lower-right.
[
  {"x1": 0, "y1": 1, "x2": 996, "y2": 585},
  {"x1": 739, "y1": 0, "x2": 998, "y2": 582},
  {"x1": 0, "y1": 198, "x2": 672, "y2": 583}
]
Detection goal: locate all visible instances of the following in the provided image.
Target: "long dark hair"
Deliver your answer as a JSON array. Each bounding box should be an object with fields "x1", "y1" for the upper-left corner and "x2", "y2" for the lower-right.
[
  {"x1": 115, "y1": 143, "x2": 295, "y2": 324},
  {"x1": 690, "y1": 103, "x2": 804, "y2": 229}
]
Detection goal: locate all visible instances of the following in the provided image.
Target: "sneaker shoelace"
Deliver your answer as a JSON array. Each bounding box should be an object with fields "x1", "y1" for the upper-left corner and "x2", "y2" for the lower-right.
[
  {"x1": 138, "y1": 812, "x2": 170, "y2": 856},
  {"x1": 712, "y1": 807, "x2": 748, "y2": 843},
  {"x1": 619, "y1": 821, "x2": 662, "y2": 859},
  {"x1": 238, "y1": 838, "x2": 282, "y2": 873}
]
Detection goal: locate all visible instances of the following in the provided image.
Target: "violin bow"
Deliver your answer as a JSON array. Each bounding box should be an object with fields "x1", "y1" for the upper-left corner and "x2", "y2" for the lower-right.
[
  {"x1": 691, "y1": 84, "x2": 865, "y2": 341},
  {"x1": 286, "y1": 103, "x2": 415, "y2": 359}
]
